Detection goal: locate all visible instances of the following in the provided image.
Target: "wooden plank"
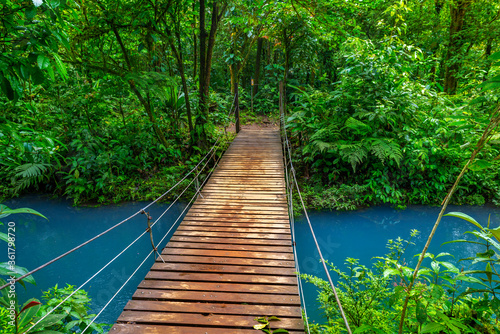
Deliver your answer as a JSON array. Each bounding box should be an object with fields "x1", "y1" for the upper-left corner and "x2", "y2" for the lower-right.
[
  {"x1": 165, "y1": 241, "x2": 292, "y2": 252},
  {"x1": 169, "y1": 236, "x2": 292, "y2": 246},
  {"x1": 176, "y1": 225, "x2": 290, "y2": 234},
  {"x1": 150, "y1": 263, "x2": 296, "y2": 276},
  {"x1": 181, "y1": 216, "x2": 290, "y2": 223},
  {"x1": 117, "y1": 311, "x2": 304, "y2": 330},
  {"x1": 132, "y1": 289, "x2": 301, "y2": 305},
  {"x1": 123, "y1": 300, "x2": 302, "y2": 317},
  {"x1": 171, "y1": 230, "x2": 292, "y2": 240},
  {"x1": 153, "y1": 255, "x2": 295, "y2": 267},
  {"x1": 161, "y1": 248, "x2": 295, "y2": 260},
  {"x1": 112, "y1": 324, "x2": 304, "y2": 334},
  {"x1": 181, "y1": 221, "x2": 290, "y2": 228},
  {"x1": 139, "y1": 280, "x2": 300, "y2": 294},
  {"x1": 188, "y1": 206, "x2": 288, "y2": 213}
]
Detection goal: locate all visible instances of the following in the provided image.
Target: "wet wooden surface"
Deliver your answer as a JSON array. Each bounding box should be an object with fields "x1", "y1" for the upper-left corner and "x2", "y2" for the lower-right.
[{"x1": 111, "y1": 129, "x2": 304, "y2": 333}]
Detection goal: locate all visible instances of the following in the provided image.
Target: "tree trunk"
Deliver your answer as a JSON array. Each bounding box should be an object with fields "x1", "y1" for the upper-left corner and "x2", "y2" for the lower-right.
[
  {"x1": 197, "y1": 0, "x2": 226, "y2": 145},
  {"x1": 252, "y1": 37, "x2": 263, "y2": 98},
  {"x1": 443, "y1": 0, "x2": 469, "y2": 95},
  {"x1": 199, "y1": 0, "x2": 207, "y2": 116},
  {"x1": 483, "y1": 37, "x2": 494, "y2": 81},
  {"x1": 193, "y1": 1, "x2": 197, "y2": 80},
  {"x1": 128, "y1": 79, "x2": 169, "y2": 148}
]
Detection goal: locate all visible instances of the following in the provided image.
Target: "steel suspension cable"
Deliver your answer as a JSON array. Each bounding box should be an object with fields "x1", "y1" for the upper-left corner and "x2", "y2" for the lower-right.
[
  {"x1": 25, "y1": 134, "x2": 225, "y2": 333},
  {"x1": 26, "y1": 101, "x2": 236, "y2": 331},
  {"x1": 280, "y1": 109, "x2": 352, "y2": 334},
  {"x1": 0, "y1": 105, "x2": 234, "y2": 292},
  {"x1": 281, "y1": 121, "x2": 311, "y2": 333},
  {"x1": 82, "y1": 125, "x2": 230, "y2": 331}
]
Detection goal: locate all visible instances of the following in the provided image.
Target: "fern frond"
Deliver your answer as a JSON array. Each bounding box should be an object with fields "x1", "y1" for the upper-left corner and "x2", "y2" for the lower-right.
[
  {"x1": 339, "y1": 142, "x2": 368, "y2": 172},
  {"x1": 344, "y1": 117, "x2": 372, "y2": 135},
  {"x1": 12, "y1": 163, "x2": 51, "y2": 193},
  {"x1": 368, "y1": 138, "x2": 403, "y2": 166},
  {"x1": 312, "y1": 140, "x2": 335, "y2": 153}
]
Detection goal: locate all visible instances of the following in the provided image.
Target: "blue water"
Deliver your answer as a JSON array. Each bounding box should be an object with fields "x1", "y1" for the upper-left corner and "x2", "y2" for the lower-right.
[
  {"x1": 294, "y1": 205, "x2": 500, "y2": 325},
  {"x1": 1, "y1": 195, "x2": 186, "y2": 326},
  {"x1": 2, "y1": 197, "x2": 499, "y2": 328}
]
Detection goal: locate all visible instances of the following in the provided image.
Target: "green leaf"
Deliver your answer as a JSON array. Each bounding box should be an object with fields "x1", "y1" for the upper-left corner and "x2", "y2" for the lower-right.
[
  {"x1": 421, "y1": 322, "x2": 446, "y2": 333},
  {"x1": 25, "y1": 6, "x2": 37, "y2": 20},
  {"x1": 37, "y1": 55, "x2": 51, "y2": 70},
  {"x1": 30, "y1": 313, "x2": 66, "y2": 331},
  {"x1": 47, "y1": 0, "x2": 60, "y2": 8},
  {"x1": 254, "y1": 323, "x2": 267, "y2": 330},
  {"x1": 488, "y1": 227, "x2": 500, "y2": 243},
  {"x1": 416, "y1": 301, "x2": 427, "y2": 324},
  {"x1": 489, "y1": 51, "x2": 500, "y2": 61},
  {"x1": 444, "y1": 212, "x2": 483, "y2": 231},
  {"x1": 0, "y1": 232, "x2": 8, "y2": 244},
  {"x1": 52, "y1": 53, "x2": 67, "y2": 80},
  {"x1": 431, "y1": 284, "x2": 445, "y2": 299},
  {"x1": 383, "y1": 268, "x2": 400, "y2": 278},
  {"x1": 17, "y1": 299, "x2": 41, "y2": 330},
  {"x1": 469, "y1": 159, "x2": 492, "y2": 171},
  {"x1": 273, "y1": 329, "x2": 289, "y2": 333},
  {"x1": 0, "y1": 263, "x2": 36, "y2": 286},
  {"x1": 486, "y1": 262, "x2": 493, "y2": 284},
  {"x1": 0, "y1": 207, "x2": 47, "y2": 220}
]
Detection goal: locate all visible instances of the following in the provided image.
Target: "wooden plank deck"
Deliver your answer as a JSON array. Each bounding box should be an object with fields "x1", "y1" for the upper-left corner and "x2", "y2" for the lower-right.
[{"x1": 111, "y1": 128, "x2": 305, "y2": 334}]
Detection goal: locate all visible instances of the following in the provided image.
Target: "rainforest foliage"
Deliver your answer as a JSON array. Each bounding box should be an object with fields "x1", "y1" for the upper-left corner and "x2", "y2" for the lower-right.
[
  {"x1": 0, "y1": 0, "x2": 498, "y2": 207},
  {"x1": 1, "y1": 0, "x2": 499, "y2": 208},
  {"x1": 1, "y1": 1, "x2": 500, "y2": 333}
]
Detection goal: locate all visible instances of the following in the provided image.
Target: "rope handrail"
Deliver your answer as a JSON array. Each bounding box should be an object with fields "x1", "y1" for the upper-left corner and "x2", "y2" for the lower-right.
[
  {"x1": 1, "y1": 99, "x2": 237, "y2": 291},
  {"x1": 279, "y1": 92, "x2": 353, "y2": 334}
]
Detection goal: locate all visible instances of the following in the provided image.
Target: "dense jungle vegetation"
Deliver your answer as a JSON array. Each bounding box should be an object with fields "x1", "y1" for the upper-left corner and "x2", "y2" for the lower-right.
[
  {"x1": 1, "y1": 0, "x2": 500, "y2": 333},
  {"x1": 0, "y1": 0, "x2": 499, "y2": 209}
]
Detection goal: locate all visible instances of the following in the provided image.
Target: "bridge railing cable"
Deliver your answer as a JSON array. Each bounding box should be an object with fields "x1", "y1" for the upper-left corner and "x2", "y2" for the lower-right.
[
  {"x1": 25, "y1": 134, "x2": 226, "y2": 333},
  {"x1": 81, "y1": 129, "x2": 229, "y2": 332},
  {"x1": 281, "y1": 115, "x2": 311, "y2": 334},
  {"x1": 279, "y1": 88, "x2": 353, "y2": 334},
  {"x1": 0, "y1": 100, "x2": 236, "y2": 292}
]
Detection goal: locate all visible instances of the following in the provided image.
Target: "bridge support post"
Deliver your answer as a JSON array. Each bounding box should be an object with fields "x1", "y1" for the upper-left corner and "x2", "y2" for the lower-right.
[{"x1": 235, "y1": 84, "x2": 240, "y2": 133}]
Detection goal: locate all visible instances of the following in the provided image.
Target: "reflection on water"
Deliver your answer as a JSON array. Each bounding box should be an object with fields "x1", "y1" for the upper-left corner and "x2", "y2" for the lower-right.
[
  {"x1": 294, "y1": 205, "x2": 500, "y2": 324},
  {"x1": 2, "y1": 196, "x2": 499, "y2": 326}
]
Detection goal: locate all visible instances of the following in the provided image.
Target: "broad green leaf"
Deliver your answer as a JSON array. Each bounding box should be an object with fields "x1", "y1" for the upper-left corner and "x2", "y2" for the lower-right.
[
  {"x1": 273, "y1": 329, "x2": 289, "y2": 333},
  {"x1": 253, "y1": 323, "x2": 267, "y2": 330},
  {"x1": 17, "y1": 299, "x2": 41, "y2": 330},
  {"x1": 383, "y1": 268, "x2": 400, "y2": 278},
  {"x1": 0, "y1": 232, "x2": 8, "y2": 244},
  {"x1": 37, "y1": 55, "x2": 51, "y2": 70},
  {"x1": 52, "y1": 53, "x2": 67, "y2": 80},
  {"x1": 0, "y1": 263, "x2": 36, "y2": 285},
  {"x1": 489, "y1": 51, "x2": 500, "y2": 61},
  {"x1": 0, "y1": 207, "x2": 47, "y2": 220},
  {"x1": 47, "y1": 0, "x2": 60, "y2": 8},
  {"x1": 431, "y1": 284, "x2": 444, "y2": 299},
  {"x1": 416, "y1": 300, "x2": 427, "y2": 324},
  {"x1": 444, "y1": 212, "x2": 483, "y2": 231},
  {"x1": 421, "y1": 322, "x2": 445, "y2": 333},
  {"x1": 486, "y1": 262, "x2": 493, "y2": 284},
  {"x1": 30, "y1": 313, "x2": 66, "y2": 331},
  {"x1": 469, "y1": 159, "x2": 492, "y2": 171},
  {"x1": 488, "y1": 226, "x2": 500, "y2": 243}
]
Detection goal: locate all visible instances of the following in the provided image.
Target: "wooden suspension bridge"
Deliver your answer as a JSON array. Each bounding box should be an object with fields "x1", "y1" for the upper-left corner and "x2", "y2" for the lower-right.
[{"x1": 111, "y1": 128, "x2": 305, "y2": 333}]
